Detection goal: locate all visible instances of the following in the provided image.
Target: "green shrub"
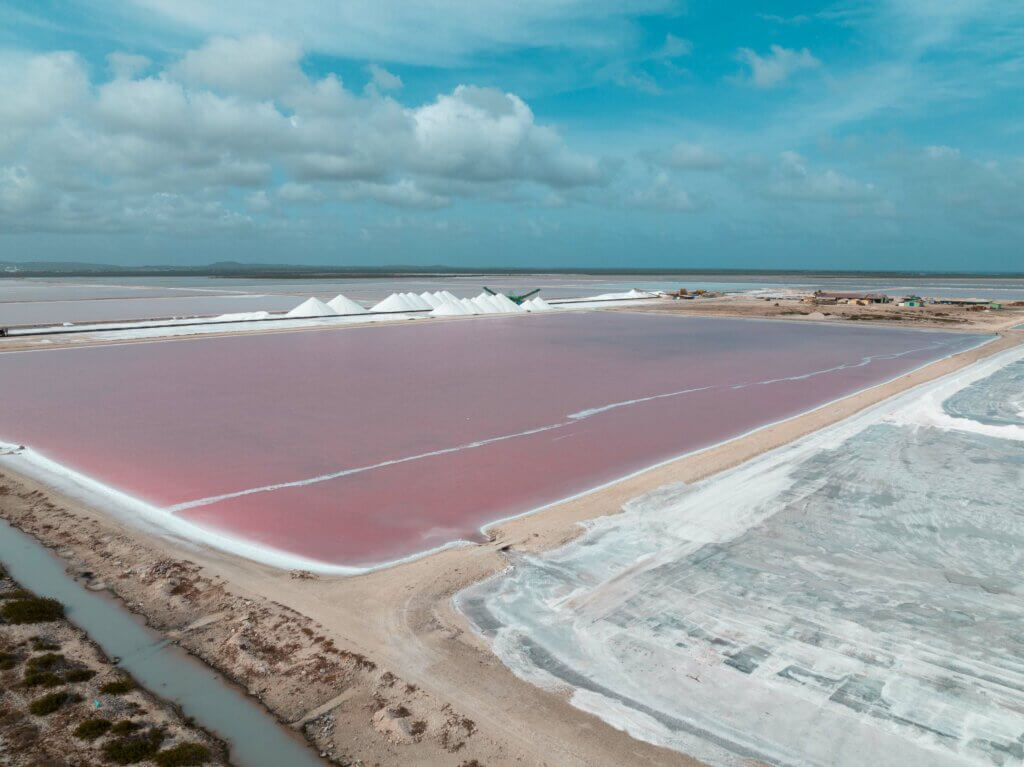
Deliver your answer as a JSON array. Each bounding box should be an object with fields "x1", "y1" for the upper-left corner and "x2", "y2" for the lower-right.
[
  {"x1": 30, "y1": 637, "x2": 60, "y2": 651},
  {"x1": 0, "y1": 651, "x2": 20, "y2": 670},
  {"x1": 64, "y1": 668, "x2": 97, "y2": 682},
  {"x1": 73, "y1": 718, "x2": 112, "y2": 741},
  {"x1": 28, "y1": 690, "x2": 81, "y2": 716},
  {"x1": 110, "y1": 720, "x2": 141, "y2": 735},
  {"x1": 102, "y1": 727, "x2": 166, "y2": 764},
  {"x1": 99, "y1": 678, "x2": 136, "y2": 695},
  {"x1": 26, "y1": 652, "x2": 63, "y2": 670},
  {"x1": 154, "y1": 742, "x2": 211, "y2": 766},
  {"x1": 0, "y1": 588, "x2": 31, "y2": 600},
  {"x1": 1, "y1": 597, "x2": 64, "y2": 624},
  {"x1": 23, "y1": 670, "x2": 62, "y2": 688}
]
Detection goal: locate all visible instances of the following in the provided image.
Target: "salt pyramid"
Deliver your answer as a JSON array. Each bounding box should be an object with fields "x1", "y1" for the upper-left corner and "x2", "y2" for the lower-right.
[
  {"x1": 371, "y1": 293, "x2": 416, "y2": 312},
  {"x1": 524, "y1": 297, "x2": 553, "y2": 312},
  {"x1": 419, "y1": 292, "x2": 444, "y2": 308},
  {"x1": 400, "y1": 292, "x2": 434, "y2": 310},
  {"x1": 428, "y1": 291, "x2": 542, "y2": 317},
  {"x1": 430, "y1": 301, "x2": 469, "y2": 316},
  {"x1": 492, "y1": 293, "x2": 526, "y2": 313},
  {"x1": 286, "y1": 297, "x2": 337, "y2": 317},
  {"x1": 327, "y1": 294, "x2": 367, "y2": 314}
]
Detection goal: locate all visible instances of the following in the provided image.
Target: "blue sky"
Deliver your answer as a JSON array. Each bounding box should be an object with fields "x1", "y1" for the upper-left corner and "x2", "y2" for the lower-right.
[{"x1": 1, "y1": 1, "x2": 1023, "y2": 271}]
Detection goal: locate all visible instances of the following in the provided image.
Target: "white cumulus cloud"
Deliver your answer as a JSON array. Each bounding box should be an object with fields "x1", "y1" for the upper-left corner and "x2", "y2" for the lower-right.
[
  {"x1": 0, "y1": 37, "x2": 606, "y2": 234},
  {"x1": 736, "y1": 45, "x2": 820, "y2": 88}
]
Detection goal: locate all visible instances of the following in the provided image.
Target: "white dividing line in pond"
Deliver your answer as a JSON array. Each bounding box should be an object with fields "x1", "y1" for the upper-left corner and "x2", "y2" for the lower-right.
[
  {"x1": 568, "y1": 342, "x2": 951, "y2": 421},
  {"x1": 166, "y1": 421, "x2": 571, "y2": 512},
  {"x1": 169, "y1": 338, "x2": 970, "y2": 514},
  {"x1": 732, "y1": 343, "x2": 948, "y2": 388},
  {"x1": 568, "y1": 386, "x2": 714, "y2": 420}
]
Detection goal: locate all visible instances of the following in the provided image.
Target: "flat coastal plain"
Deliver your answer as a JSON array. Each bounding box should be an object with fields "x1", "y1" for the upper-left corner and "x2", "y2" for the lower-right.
[{"x1": 0, "y1": 308, "x2": 1021, "y2": 767}]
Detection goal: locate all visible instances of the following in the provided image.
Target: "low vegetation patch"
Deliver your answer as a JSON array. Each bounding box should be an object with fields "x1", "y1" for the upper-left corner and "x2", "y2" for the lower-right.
[
  {"x1": 110, "y1": 720, "x2": 141, "y2": 735},
  {"x1": 64, "y1": 667, "x2": 96, "y2": 682},
  {"x1": 102, "y1": 727, "x2": 166, "y2": 764},
  {"x1": 23, "y1": 670, "x2": 63, "y2": 688},
  {"x1": 26, "y1": 652, "x2": 64, "y2": 670},
  {"x1": 73, "y1": 718, "x2": 113, "y2": 741},
  {"x1": 22, "y1": 652, "x2": 94, "y2": 686},
  {"x1": 1, "y1": 596, "x2": 64, "y2": 624},
  {"x1": 30, "y1": 637, "x2": 60, "y2": 651},
  {"x1": 28, "y1": 690, "x2": 81, "y2": 716},
  {"x1": 0, "y1": 651, "x2": 20, "y2": 670},
  {"x1": 0, "y1": 588, "x2": 32, "y2": 601},
  {"x1": 100, "y1": 677, "x2": 136, "y2": 695},
  {"x1": 154, "y1": 742, "x2": 211, "y2": 766}
]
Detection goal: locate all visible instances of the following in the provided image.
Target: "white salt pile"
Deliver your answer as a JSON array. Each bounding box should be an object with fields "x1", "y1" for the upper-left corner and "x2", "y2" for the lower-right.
[
  {"x1": 476, "y1": 292, "x2": 524, "y2": 313},
  {"x1": 371, "y1": 293, "x2": 414, "y2": 312},
  {"x1": 524, "y1": 297, "x2": 553, "y2": 312},
  {"x1": 428, "y1": 292, "x2": 531, "y2": 317},
  {"x1": 429, "y1": 301, "x2": 470, "y2": 317},
  {"x1": 401, "y1": 292, "x2": 434, "y2": 310},
  {"x1": 327, "y1": 294, "x2": 367, "y2": 314},
  {"x1": 474, "y1": 293, "x2": 505, "y2": 313},
  {"x1": 213, "y1": 311, "x2": 272, "y2": 322},
  {"x1": 419, "y1": 292, "x2": 444, "y2": 308},
  {"x1": 371, "y1": 292, "x2": 434, "y2": 312},
  {"x1": 492, "y1": 293, "x2": 526, "y2": 312},
  {"x1": 589, "y1": 289, "x2": 657, "y2": 300},
  {"x1": 286, "y1": 297, "x2": 337, "y2": 317}
]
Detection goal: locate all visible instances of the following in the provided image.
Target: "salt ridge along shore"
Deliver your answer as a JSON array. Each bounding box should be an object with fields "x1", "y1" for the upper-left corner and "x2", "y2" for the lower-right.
[{"x1": 0, "y1": 321, "x2": 1020, "y2": 767}]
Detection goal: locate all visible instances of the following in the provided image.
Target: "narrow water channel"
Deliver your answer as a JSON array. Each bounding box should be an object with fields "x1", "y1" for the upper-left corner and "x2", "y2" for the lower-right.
[{"x1": 0, "y1": 519, "x2": 326, "y2": 767}]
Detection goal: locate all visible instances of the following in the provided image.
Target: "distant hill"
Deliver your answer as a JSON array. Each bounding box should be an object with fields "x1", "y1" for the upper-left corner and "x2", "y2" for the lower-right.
[{"x1": 1, "y1": 261, "x2": 1021, "y2": 279}]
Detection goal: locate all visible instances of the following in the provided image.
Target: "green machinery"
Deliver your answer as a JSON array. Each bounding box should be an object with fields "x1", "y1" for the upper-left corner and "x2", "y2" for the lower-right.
[{"x1": 483, "y1": 287, "x2": 541, "y2": 305}]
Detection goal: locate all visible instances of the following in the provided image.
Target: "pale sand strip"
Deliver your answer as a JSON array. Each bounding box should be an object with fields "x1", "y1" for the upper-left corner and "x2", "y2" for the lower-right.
[{"x1": 0, "y1": 328, "x2": 1020, "y2": 767}]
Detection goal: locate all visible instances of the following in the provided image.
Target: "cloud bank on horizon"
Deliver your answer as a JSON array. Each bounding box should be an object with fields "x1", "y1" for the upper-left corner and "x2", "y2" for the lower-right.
[{"x1": 0, "y1": 0, "x2": 1023, "y2": 270}]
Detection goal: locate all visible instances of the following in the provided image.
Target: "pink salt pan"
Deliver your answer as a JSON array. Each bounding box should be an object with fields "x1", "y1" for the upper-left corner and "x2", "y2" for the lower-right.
[{"x1": 0, "y1": 312, "x2": 987, "y2": 566}]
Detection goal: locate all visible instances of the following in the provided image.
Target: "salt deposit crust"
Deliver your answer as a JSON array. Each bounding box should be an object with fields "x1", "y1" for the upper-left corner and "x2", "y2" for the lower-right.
[
  {"x1": 0, "y1": 294, "x2": 305, "y2": 326},
  {"x1": 0, "y1": 313, "x2": 991, "y2": 567},
  {"x1": 457, "y1": 345, "x2": 1024, "y2": 767}
]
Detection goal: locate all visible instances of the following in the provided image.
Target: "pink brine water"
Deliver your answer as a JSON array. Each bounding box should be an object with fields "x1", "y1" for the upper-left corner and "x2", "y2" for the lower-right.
[{"x1": 0, "y1": 313, "x2": 987, "y2": 566}]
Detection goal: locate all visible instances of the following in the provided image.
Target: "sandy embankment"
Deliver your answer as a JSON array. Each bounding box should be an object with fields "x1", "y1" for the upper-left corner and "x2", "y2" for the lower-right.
[
  {"x1": 0, "y1": 325, "x2": 1021, "y2": 767},
  {"x1": 620, "y1": 294, "x2": 1024, "y2": 333}
]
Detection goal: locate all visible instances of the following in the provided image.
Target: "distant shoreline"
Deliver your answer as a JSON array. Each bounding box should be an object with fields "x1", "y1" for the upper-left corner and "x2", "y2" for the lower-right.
[{"x1": 3, "y1": 263, "x2": 1024, "y2": 280}]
